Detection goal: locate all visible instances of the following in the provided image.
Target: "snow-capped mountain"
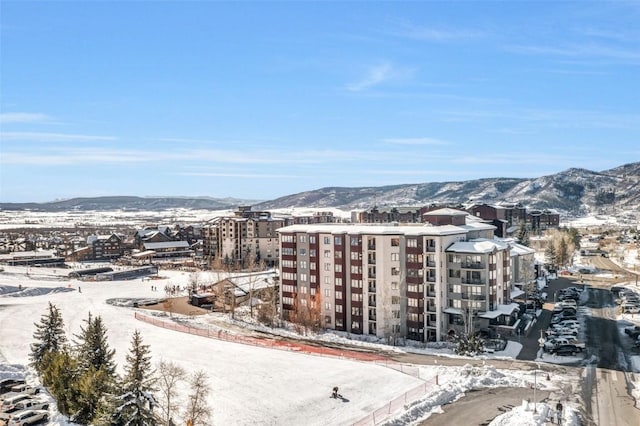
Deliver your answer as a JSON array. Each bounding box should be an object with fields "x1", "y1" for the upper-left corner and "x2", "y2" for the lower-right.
[{"x1": 255, "y1": 162, "x2": 640, "y2": 215}]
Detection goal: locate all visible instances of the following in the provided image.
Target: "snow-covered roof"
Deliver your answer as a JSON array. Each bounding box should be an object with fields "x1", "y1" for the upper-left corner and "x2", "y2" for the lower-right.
[
  {"x1": 443, "y1": 307, "x2": 464, "y2": 315},
  {"x1": 446, "y1": 239, "x2": 510, "y2": 254},
  {"x1": 479, "y1": 303, "x2": 520, "y2": 319},
  {"x1": 422, "y1": 208, "x2": 468, "y2": 216},
  {"x1": 143, "y1": 241, "x2": 190, "y2": 250},
  {"x1": 277, "y1": 223, "x2": 468, "y2": 237},
  {"x1": 510, "y1": 288, "x2": 525, "y2": 299},
  {"x1": 509, "y1": 242, "x2": 535, "y2": 256}
]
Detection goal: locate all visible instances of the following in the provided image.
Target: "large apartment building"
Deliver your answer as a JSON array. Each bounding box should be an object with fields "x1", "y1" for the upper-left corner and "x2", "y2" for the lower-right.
[{"x1": 277, "y1": 209, "x2": 521, "y2": 343}]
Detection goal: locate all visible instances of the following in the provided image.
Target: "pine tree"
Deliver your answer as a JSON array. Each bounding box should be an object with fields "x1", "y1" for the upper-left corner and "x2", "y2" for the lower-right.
[
  {"x1": 42, "y1": 349, "x2": 80, "y2": 418},
  {"x1": 516, "y1": 224, "x2": 530, "y2": 247},
  {"x1": 545, "y1": 242, "x2": 557, "y2": 267},
  {"x1": 557, "y1": 237, "x2": 569, "y2": 267},
  {"x1": 113, "y1": 330, "x2": 157, "y2": 426},
  {"x1": 74, "y1": 313, "x2": 117, "y2": 375},
  {"x1": 30, "y1": 302, "x2": 68, "y2": 374},
  {"x1": 71, "y1": 313, "x2": 119, "y2": 424}
]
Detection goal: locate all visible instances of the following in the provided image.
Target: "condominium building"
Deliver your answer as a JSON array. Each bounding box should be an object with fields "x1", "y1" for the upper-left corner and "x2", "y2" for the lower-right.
[{"x1": 277, "y1": 209, "x2": 519, "y2": 342}]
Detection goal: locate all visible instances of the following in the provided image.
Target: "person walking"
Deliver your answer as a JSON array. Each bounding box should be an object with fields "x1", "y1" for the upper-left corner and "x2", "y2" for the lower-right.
[{"x1": 555, "y1": 401, "x2": 563, "y2": 425}]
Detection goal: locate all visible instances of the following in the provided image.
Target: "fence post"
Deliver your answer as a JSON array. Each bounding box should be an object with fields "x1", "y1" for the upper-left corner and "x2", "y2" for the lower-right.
[{"x1": 436, "y1": 374, "x2": 439, "y2": 385}]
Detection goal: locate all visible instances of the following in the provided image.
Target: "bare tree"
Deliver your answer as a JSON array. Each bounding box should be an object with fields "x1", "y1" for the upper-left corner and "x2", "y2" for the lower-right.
[
  {"x1": 184, "y1": 370, "x2": 212, "y2": 426},
  {"x1": 156, "y1": 360, "x2": 187, "y2": 426}
]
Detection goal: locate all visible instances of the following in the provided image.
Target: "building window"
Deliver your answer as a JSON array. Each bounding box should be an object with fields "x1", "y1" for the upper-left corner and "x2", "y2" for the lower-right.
[
  {"x1": 351, "y1": 307, "x2": 361, "y2": 316},
  {"x1": 391, "y1": 238, "x2": 399, "y2": 247},
  {"x1": 391, "y1": 267, "x2": 400, "y2": 276},
  {"x1": 299, "y1": 235, "x2": 307, "y2": 243},
  {"x1": 336, "y1": 304, "x2": 343, "y2": 313},
  {"x1": 325, "y1": 302, "x2": 332, "y2": 310},
  {"x1": 391, "y1": 296, "x2": 400, "y2": 305},
  {"x1": 334, "y1": 236, "x2": 342, "y2": 245},
  {"x1": 299, "y1": 260, "x2": 307, "y2": 269},
  {"x1": 351, "y1": 279, "x2": 362, "y2": 288},
  {"x1": 335, "y1": 264, "x2": 342, "y2": 273},
  {"x1": 335, "y1": 291, "x2": 342, "y2": 300},
  {"x1": 324, "y1": 289, "x2": 331, "y2": 297},
  {"x1": 335, "y1": 278, "x2": 342, "y2": 286},
  {"x1": 335, "y1": 251, "x2": 343, "y2": 259},
  {"x1": 351, "y1": 321, "x2": 360, "y2": 330},
  {"x1": 351, "y1": 293, "x2": 363, "y2": 302},
  {"x1": 336, "y1": 318, "x2": 343, "y2": 327},
  {"x1": 407, "y1": 238, "x2": 418, "y2": 248},
  {"x1": 324, "y1": 236, "x2": 331, "y2": 244},
  {"x1": 391, "y1": 253, "x2": 399, "y2": 261},
  {"x1": 391, "y1": 281, "x2": 398, "y2": 290},
  {"x1": 299, "y1": 248, "x2": 306, "y2": 256},
  {"x1": 310, "y1": 236, "x2": 316, "y2": 244},
  {"x1": 324, "y1": 250, "x2": 331, "y2": 258}
]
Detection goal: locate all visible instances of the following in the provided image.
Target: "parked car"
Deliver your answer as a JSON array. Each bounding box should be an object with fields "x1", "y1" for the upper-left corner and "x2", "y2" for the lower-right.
[
  {"x1": 622, "y1": 305, "x2": 640, "y2": 314},
  {"x1": 0, "y1": 399, "x2": 49, "y2": 416},
  {"x1": 5, "y1": 387, "x2": 40, "y2": 399},
  {"x1": 544, "y1": 337, "x2": 585, "y2": 351},
  {"x1": 625, "y1": 326, "x2": 640, "y2": 339},
  {"x1": 0, "y1": 380, "x2": 25, "y2": 395},
  {"x1": 7, "y1": 409, "x2": 48, "y2": 426},
  {"x1": 1, "y1": 395, "x2": 34, "y2": 413},
  {"x1": 550, "y1": 344, "x2": 582, "y2": 356}
]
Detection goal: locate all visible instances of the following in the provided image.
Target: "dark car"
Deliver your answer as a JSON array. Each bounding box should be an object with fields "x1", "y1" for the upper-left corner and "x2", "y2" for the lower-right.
[
  {"x1": 550, "y1": 344, "x2": 581, "y2": 356},
  {"x1": 0, "y1": 380, "x2": 25, "y2": 394},
  {"x1": 625, "y1": 326, "x2": 640, "y2": 339}
]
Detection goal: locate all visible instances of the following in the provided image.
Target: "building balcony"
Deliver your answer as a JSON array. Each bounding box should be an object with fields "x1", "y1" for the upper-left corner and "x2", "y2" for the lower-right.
[
  {"x1": 368, "y1": 273, "x2": 376, "y2": 279},
  {"x1": 426, "y1": 304, "x2": 437, "y2": 312},
  {"x1": 368, "y1": 286, "x2": 376, "y2": 293},
  {"x1": 462, "y1": 278, "x2": 485, "y2": 285},
  {"x1": 426, "y1": 291, "x2": 437, "y2": 297},
  {"x1": 368, "y1": 258, "x2": 376, "y2": 265},
  {"x1": 462, "y1": 293, "x2": 486, "y2": 300},
  {"x1": 462, "y1": 262, "x2": 485, "y2": 269},
  {"x1": 426, "y1": 276, "x2": 436, "y2": 282},
  {"x1": 426, "y1": 246, "x2": 436, "y2": 252},
  {"x1": 425, "y1": 261, "x2": 436, "y2": 267}
]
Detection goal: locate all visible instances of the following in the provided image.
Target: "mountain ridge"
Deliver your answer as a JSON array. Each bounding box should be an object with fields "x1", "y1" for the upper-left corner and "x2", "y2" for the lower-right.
[{"x1": 2, "y1": 162, "x2": 639, "y2": 215}]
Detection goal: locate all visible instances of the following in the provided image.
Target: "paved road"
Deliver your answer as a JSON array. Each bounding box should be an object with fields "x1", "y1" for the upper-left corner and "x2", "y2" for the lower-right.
[{"x1": 419, "y1": 387, "x2": 551, "y2": 426}]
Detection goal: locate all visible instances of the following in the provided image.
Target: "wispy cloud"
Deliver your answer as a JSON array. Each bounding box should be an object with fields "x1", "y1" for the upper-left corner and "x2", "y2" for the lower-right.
[
  {"x1": 389, "y1": 21, "x2": 484, "y2": 41},
  {"x1": 0, "y1": 113, "x2": 52, "y2": 124},
  {"x1": 346, "y1": 63, "x2": 414, "y2": 92},
  {"x1": 382, "y1": 137, "x2": 449, "y2": 146},
  {"x1": 505, "y1": 43, "x2": 640, "y2": 64},
  {"x1": 1, "y1": 132, "x2": 117, "y2": 142},
  {"x1": 175, "y1": 172, "x2": 300, "y2": 179}
]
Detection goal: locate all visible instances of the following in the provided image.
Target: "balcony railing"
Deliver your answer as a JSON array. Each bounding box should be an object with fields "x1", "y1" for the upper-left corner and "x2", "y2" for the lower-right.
[
  {"x1": 426, "y1": 246, "x2": 436, "y2": 252},
  {"x1": 426, "y1": 304, "x2": 437, "y2": 312},
  {"x1": 462, "y1": 278, "x2": 485, "y2": 285},
  {"x1": 461, "y1": 262, "x2": 484, "y2": 269},
  {"x1": 368, "y1": 286, "x2": 376, "y2": 293},
  {"x1": 426, "y1": 276, "x2": 436, "y2": 282},
  {"x1": 462, "y1": 293, "x2": 486, "y2": 300},
  {"x1": 425, "y1": 261, "x2": 436, "y2": 267}
]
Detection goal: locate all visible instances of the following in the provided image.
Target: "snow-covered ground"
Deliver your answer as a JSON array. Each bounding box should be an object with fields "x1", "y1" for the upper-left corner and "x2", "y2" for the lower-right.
[{"x1": 0, "y1": 265, "x2": 596, "y2": 426}]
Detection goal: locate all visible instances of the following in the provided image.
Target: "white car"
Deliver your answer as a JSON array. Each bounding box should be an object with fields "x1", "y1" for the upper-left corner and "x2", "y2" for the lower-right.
[{"x1": 8, "y1": 409, "x2": 49, "y2": 426}]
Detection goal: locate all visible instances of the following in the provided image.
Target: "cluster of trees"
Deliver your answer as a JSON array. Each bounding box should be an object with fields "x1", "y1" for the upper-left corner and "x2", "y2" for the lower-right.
[
  {"x1": 29, "y1": 302, "x2": 211, "y2": 425},
  {"x1": 545, "y1": 227, "x2": 581, "y2": 269}
]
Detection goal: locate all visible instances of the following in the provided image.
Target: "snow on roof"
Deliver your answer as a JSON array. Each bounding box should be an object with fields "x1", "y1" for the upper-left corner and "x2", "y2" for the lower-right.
[
  {"x1": 143, "y1": 241, "x2": 190, "y2": 249},
  {"x1": 277, "y1": 223, "x2": 468, "y2": 236},
  {"x1": 422, "y1": 208, "x2": 468, "y2": 216},
  {"x1": 510, "y1": 288, "x2": 525, "y2": 299},
  {"x1": 443, "y1": 307, "x2": 464, "y2": 315},
  {"x1": 479, "y1": 303, "x2": 520, "y2": 319},
  {"x1": 446, "y1": 239, "x2": 509, "y2": 254},
  {"x1": 509, "y1": 242, "x2": 535, "y2": 256}
]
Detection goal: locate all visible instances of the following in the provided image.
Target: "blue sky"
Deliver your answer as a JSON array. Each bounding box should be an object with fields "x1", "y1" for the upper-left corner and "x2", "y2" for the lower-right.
[{"x1": 1, "y1": 1, "x2": 639, "y2": 203}]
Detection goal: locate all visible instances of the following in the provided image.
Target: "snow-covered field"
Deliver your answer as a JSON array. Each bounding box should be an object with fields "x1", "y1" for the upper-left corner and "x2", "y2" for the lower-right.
[{"x1": 0, "y1": 266, "x2": 588, "y2": 425}]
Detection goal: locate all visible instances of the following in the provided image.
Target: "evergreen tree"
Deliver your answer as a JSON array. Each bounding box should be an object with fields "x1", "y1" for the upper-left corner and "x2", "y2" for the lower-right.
[
  {"x1": 71, "y1": 314, "x2": 118, "y2": 424},
  {"x1": 558, "y1": 237, "x2": 569, "y2": 267},
  {"x1": 42, "y1": 349, "x2": 80, "y2": 418},
  {"x1": 74, "y1": 313, "x2": 117, "y2": 375},
  {"x1": 545, "y1": 242, "x2": 557, "y2": 267},
  {"x1": 113, "y1": 330, "x2": 157, "y2": 426},
  {"x1": 30, "y1": 302, "x2": 68, "y2": 374},
  {"x1": 568, "y1": 227, "x2": 581, "y2": 250},
  {"x1": 516, "y1": 224, "x2": 530, "y2": 247}
]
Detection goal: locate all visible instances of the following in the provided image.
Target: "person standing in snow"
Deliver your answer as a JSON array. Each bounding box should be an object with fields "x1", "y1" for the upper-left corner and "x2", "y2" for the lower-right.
[
  {"x1": 555, "y1": 401, "x2": 563, "y2": 425},
  {"x1": 332, "y1": 386, "x2": 339, "y2": 398}
]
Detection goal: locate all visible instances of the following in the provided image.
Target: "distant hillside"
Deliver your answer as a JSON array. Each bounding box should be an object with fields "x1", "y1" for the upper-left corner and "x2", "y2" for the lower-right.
[
  {"x1": 2, "y1": 162, "x2": 639, "y2": 215},
  {"x1": 0, "y1": 196, "x2": 259, "y2": 212},
  {"x1": 254, "y1": 162, "x2": 640, "y2": 215}
]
